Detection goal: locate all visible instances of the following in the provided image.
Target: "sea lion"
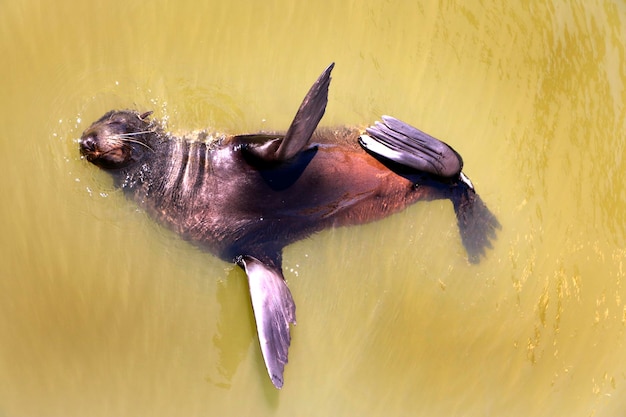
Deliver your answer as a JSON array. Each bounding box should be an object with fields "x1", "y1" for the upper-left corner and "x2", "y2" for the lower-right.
[{"x1": 79, "y1": 63, "x2": 500, "y2": 389}]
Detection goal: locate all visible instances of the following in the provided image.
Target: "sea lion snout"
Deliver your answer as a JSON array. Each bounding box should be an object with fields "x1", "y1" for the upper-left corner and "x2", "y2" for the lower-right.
[
  {"x1": 79, "y1": 110, "x2": 153, "y2": 169},
  {"x1": 80, "y1": 126, "x2": 133, "y2": 169}
]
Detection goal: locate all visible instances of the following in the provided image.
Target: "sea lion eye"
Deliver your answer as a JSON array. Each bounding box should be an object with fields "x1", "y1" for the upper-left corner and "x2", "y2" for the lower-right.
[{"x1": 139, "y1": 111, "x2": 153, "y2": 121}]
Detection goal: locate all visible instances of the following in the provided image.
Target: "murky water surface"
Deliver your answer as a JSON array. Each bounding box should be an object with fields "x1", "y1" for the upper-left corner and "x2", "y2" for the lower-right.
[{"x1": 1, "y1": 1, "x2": 626, "y2": 416}]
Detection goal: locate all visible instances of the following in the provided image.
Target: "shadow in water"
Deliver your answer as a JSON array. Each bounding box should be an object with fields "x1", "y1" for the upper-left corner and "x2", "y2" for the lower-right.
[
  {"x1": 207, "y1": 267, "x2": 253, "y2": 388},
  {"x1": 209, "y1": 266, "x2": 281, "y2": 404}
]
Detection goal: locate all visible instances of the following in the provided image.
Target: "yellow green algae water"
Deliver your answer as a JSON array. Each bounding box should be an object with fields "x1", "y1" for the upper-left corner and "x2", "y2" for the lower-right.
[{"x1": 1, "y1": 1, "x2": 626, "y2": 416}]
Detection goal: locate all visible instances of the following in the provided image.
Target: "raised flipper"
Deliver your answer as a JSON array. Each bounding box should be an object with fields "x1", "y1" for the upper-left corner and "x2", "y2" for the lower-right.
[
  {"x1": 359, "y1": 115, "x2": 463, "y2": 178},
  {"x1": 236, "y1": 255, "x2": 296, "y2": 389},
  {"x1": 242, "y1": 63, "x2": 334, "y2": 163}
]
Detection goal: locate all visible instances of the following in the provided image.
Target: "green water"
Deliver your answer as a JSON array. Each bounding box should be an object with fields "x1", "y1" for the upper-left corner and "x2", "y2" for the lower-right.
[{"x1": 1, "y1": 0, "x2": 626, "y2": 416}]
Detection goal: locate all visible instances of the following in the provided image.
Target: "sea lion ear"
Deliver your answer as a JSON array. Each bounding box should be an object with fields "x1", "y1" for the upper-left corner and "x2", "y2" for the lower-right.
[
  {"x1": 138, "y1": 111, "x2": 153, "y2": 121},
  {"x1": 236, "y1": 255, "x2": 296, "y2": 389}
]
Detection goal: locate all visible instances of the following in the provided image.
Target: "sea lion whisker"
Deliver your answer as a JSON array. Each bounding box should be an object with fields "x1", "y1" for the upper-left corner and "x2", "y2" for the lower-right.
[
  {"x1": 113, "y1": 135, "x2": 155, "y2": 152},
  {"x1": 119, "y1": 130, "x2": 155, "y2": 137}
]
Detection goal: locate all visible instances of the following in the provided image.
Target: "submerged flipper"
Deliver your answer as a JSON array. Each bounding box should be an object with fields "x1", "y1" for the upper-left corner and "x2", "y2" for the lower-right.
[
  {"x1": 450, "y1": 179, "x2": 501, "y2": 263},
  {"x1": 236, "y1": 255, "x2": 296, "y2": 389},
  {"x1": 359, "y1": 116, "x2": 463, "y2": 177},
  {"x1": 242, "y1": 63, "x2": 334, "y2": 163}
]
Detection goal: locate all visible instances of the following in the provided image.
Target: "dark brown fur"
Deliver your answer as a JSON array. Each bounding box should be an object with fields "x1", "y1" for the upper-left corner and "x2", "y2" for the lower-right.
[{"x1": 78, "y1": 64, "x2": 499, "y2": 388}]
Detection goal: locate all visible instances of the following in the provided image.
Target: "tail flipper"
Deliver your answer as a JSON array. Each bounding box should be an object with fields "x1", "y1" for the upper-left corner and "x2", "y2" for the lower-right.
[{"x1": 451, "y1": 175, "x2": 501, "y2": 263}]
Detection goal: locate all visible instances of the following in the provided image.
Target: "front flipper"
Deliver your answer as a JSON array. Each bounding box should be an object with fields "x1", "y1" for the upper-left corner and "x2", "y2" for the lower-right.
[
  {"x1": 242, "y1": 63, "x2": 334, "y2": 163},
  {"x1": 278, "y1": 62, "x2": 334, "y2": 160},
  {"x1": 236, "y1": 255, "x2": 296, "y2": 389},
  {"x1": 359, "y1": 115, "x2": 463, "y2": 178}
]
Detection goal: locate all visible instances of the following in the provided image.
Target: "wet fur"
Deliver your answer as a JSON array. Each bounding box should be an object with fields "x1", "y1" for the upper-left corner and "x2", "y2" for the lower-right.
[{"x1": 79, "y1": 64, "x2": 500, "y2": 388}]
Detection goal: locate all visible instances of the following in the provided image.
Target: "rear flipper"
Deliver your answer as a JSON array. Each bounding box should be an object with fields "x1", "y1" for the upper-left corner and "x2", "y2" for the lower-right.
[
  {"x1": 359, "y1": 116, "x2": 500, "y2": 263},
  {"x1": 359, "y1": 115, "x2": 463, "y2": 177},
  {"x1": 450, "y1": 177, "x2": 501, "y2": 263}
]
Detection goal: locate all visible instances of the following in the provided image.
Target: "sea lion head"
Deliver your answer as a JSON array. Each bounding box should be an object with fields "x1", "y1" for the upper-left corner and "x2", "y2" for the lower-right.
[{"x1": 79, "y1": 110, "x2": 154, "y2": 169}]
